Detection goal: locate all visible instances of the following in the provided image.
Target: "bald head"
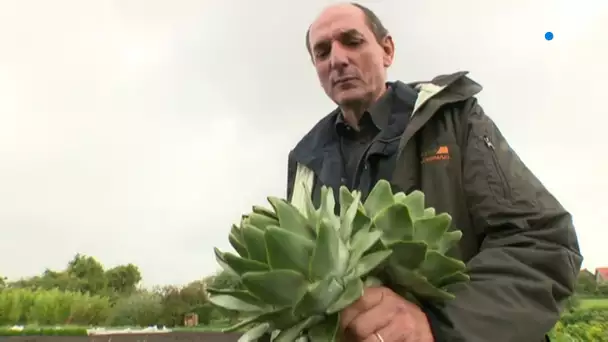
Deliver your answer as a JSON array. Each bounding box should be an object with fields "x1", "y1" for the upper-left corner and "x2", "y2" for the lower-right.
[
  {"x1": 305, "y1": 3, "x2": 389, "y2": 56},
  {"x1": 305, "y1": 2, "x2": 395, "y2": 117}
]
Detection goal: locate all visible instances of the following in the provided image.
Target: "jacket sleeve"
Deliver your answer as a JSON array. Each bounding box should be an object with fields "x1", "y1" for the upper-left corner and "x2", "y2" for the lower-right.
[{"x1": 435, "y1": 102, "x2": 583, "y2": 342}]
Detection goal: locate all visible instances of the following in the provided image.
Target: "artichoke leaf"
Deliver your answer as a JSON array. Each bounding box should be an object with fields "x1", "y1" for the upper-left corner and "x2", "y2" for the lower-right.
[
  {"x1": 214, "y1": 248, "x2": 268, "y2": 276},
  {"x1": 363, "y1": 180, "x2": 394, "y2": 219},
  {"x1": 310, "y1": 219, "x2": 349, "y2": 280},
  {"x1": 339, "y1": 188, "x2": 361, "y2": 242},
  {"x1": 393, "y1": 192, "x2": 406, "y2": 202},
  {"x1": 242, "y1": 223, "x2": 268, "y2": 263},
  {"x1": 399, "y1": 190, "x2": 425, "y2": 219},
  {"x1": 350, "y1": 210, "x2": 372, "y2": 238},
  {"x1": 300, "y1": 184, "x2": 319, "y2": 226},
  {"x1": 339, "y1": 186, "x2": 356, "y2": 218},
  {"x1": 206, "y1": 288, "x2": 267, "y2": 308},
  {"x1": 354, "y1": 250, "x2": 393, "y2": 278},
  {"x1": 274, "y1": 316, "x2": 323, "y2": 342},
  {"x1": 318, "y1": 186, "x2": 340, "y2": 231},
  {"x1": 223, "y1": 308, "x2": 290, "y2": 332},
  {"x1": 208, "y1": 294, "x2": 266, "y2": 313},
  {"x1": 252, "y1": 205, "x2": 278, "y2": 219},
  {"x1": 231, "y1": 224, "x2": 244, "y2": 241},
  {"x1": 418, "y1": 251, "x2": 466, "y2": 284},
  {"x1": 217, "y1": 249, "x2": 269, "y2": 275},
  {"x1": 436, "y1": 230, "x2": 463, "y2": 254},
  {"x1": 389, "y1": 266, "x2": 455, "y2": 301},
  {"x1": 340, "y1": 187, "x2": 372, "y2": 238},
  {"x1": 348, "y1": 229, "x2": 383, "y2": 271},
  {"x1": 388, "y1": 241, "x2": 428, "y2": 270},
  {"x1": 308, "y1": 313, "x2": 340, "y2": 342},
  {"x1": 338, "y1": 187, "x2": 366, "y2": 229},
  {"x1": 373, "y1": 203, "x2": 414, "y2": 245},
  {"x1": 293, "y1": 276, "x2": 344, "y2": 318},
  {"x1": 423, "y1": 207, "x2": 436, "y2": 218},
  {"x1": 265, "y1": 226, "x2": 314, "y2": 274},
  {"x1": 267, "y1": 197, "x2": 315, "y2": 239},
  {"x1": 413, "y1": 213, "x2": 452, "y2": 249},
  {"x1": 247, "y1": 213, "x2": 280, "y2": 231},
  {"x1": 436, "y1": 271, "x2": 470, "y2": 288},
  {"x1": 241, "y1": 270, "x2": 308, "y2": 307},
  {"x1": 238, "y1": 323, "x2": 272, "y2": 342},
  {"x1": 229, "y1": 232, "x2": 249, "y2": 258},
  {"x1": 326, "y1": 278, "x2": 364, "y2": 314}
]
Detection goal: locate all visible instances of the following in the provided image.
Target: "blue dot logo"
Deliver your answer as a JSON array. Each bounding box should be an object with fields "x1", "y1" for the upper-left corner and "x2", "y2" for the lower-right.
[{"x1": 545, "y1": 32, "x2": 554, "y2": 41}]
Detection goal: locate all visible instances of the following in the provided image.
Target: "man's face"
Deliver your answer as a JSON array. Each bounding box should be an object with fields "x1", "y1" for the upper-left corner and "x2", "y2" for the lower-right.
[{"x1": 308, "y1": 5, "x2": 394, "y2": 108}]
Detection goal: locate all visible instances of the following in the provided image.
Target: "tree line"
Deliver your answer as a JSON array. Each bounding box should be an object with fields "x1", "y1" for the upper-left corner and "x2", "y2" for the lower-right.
[
  {"x1": 0, "y1": 254, "x2": 238, "y2": 327},
  {"x1": 574, "y1": 269, "x2": 608, "y2": 297},
  {"x1": 0, "y1": 254, "x2": 606, "y2": 329}
]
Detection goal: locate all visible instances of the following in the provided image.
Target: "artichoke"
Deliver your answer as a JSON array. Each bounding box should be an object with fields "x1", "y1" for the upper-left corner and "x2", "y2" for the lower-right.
[{"x1": 208, "y1": 180, "x2": 469, "y2": 342}]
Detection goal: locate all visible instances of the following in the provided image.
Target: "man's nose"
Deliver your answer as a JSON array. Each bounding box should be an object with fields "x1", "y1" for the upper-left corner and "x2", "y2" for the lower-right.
[{"x1": 329, "y1": 44, "x2": 349, "y2": 70}]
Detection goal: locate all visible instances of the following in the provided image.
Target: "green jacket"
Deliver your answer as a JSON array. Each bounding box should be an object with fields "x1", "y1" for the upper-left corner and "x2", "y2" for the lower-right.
[{"x1": 286, "y1": 71, "x2": 583, "y2": 341}]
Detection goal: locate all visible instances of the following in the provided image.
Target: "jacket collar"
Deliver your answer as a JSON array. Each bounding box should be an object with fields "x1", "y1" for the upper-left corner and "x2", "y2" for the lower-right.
[
  {"x1": 291, "y1": 81, "x2": 418, "y2": 169},
  {"x1": 334, "y1": 85, "x2": 394, "y2": 135}
]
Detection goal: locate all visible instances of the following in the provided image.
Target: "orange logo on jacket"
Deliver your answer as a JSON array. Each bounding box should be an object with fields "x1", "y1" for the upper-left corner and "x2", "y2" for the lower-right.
[{"x1": 422, "y1": 145, "x2": 450, "y2": 164}]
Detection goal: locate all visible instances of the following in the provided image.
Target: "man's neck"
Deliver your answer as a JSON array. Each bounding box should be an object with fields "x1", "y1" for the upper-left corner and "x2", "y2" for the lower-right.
[
  {"x1": 341, "y1": 106, "x2": 365, "y2": 130},
  {"x1": 340, "y1": 87, "x2": 388, "y2": 130}
]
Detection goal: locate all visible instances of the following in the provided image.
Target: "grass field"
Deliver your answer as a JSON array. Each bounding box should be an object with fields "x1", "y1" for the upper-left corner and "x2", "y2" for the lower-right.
[{"x1": 580, "y1": 297, "x2": 608, "y2": 309}]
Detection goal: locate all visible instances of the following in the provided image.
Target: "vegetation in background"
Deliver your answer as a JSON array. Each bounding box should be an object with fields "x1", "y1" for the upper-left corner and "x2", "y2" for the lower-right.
[
  {"x1": 0, "y1": 254, "x2": 237, "y2": 329},
  {"x1": 547, "y1": 269, "x2": 608, "y2": 341},
  {"x1": 1, "y1": 255, "x2": 607, "y2": 340}
]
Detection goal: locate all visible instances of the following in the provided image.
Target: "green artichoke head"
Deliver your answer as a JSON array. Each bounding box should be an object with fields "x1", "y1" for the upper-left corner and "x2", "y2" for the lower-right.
[{"x1": 208, "y1": 179, "x2": 469, "y2": 342}]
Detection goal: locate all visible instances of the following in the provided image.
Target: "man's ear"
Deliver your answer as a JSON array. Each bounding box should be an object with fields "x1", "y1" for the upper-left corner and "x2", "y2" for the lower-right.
[{"x1": 381, "y1": 35, "x2": 395, "y2": 67}]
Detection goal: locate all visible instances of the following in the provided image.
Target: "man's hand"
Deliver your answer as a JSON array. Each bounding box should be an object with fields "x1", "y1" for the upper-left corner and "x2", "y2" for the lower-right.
[{"x1": 339, "y1": 287, "x2": 434, "y2": 342}]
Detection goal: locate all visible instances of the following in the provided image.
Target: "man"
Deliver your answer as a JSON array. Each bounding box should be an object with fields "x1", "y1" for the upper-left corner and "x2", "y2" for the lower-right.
[{"x1": 286, "y1": 2, "x2": 583, "y2": 342}]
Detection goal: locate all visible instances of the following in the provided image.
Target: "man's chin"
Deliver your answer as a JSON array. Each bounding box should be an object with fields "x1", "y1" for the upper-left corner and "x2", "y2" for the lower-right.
[{"x1": 333, "y1": 89, "x2": 366, "y2": 107}]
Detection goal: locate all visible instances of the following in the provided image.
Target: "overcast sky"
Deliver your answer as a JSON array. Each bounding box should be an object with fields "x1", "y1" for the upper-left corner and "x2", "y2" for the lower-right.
[{"x1": 0, "y1": 0, "x2": 606, "y2": 286}]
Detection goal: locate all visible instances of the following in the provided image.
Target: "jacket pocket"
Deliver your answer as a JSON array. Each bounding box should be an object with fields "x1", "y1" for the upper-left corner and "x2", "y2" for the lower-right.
[
  {"x1": 474, "y1": 134, "x2": 512, "y2": 203},
  {"x1": 482, "y1": 135, "x2": 512, "y2": 199}
]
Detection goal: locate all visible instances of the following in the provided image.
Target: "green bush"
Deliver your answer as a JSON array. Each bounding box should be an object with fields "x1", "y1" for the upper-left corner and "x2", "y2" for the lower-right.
[
  {"x1": 0, "y1": 288, "x2": 110, "y2": 326},
  {"x1": 565, "y1": 294, "x2": 581, "y2": 312},
  {"x1": 156, "y1": 281, "x2": 208, "y2": 327},
  {"x1": 548, "y1": 307, "x2": 608, "y2": 341},
  {"x1": 104, "y1": 291, "x2": 163, "y2": 327},
  {"x1": 560, "y1": 308, "x2": 608, "y2": 325},
  {"x1": 550, "y1": 321, "x2": 608, "y2": 341},
  {"x1": 192, "y1": 302, "x2": 227, "y2": 326}
]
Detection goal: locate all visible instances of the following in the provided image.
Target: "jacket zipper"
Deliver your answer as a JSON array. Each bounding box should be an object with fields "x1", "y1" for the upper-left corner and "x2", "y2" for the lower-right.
[{"x1": 481, "y1": 135, "x2": 512, "y2": 198}]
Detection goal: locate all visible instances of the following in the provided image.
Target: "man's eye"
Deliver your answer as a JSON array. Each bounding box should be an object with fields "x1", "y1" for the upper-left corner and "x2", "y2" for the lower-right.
[
  {"x1": 315, "y1": 50, "x2": 329, "y2": 59},
  {"x1": 343, "y1": 38, "x2": 362, "y2": 46}
]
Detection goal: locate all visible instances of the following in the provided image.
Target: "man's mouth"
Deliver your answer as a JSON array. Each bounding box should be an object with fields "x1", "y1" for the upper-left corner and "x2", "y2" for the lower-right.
[{"x1": 333, "y1": 76, "x2": 357, "y2": 86}]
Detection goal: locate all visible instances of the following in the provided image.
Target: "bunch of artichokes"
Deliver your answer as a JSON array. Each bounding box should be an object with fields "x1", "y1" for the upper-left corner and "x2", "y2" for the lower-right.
[{"x1": 208, "y1": 180, "x2": 468, "y2": 342}]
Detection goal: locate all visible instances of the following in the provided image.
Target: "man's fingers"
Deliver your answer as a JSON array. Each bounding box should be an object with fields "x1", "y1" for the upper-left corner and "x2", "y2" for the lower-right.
[
  {"x1": 339, "y1": 286, "x2": 431, "y2": 342},
  {"x1": 339, "y1": 287, "x2": 385, "y2": 331},
  {"x1": 362, "y1": 332, "x2": 384, "y2": 342},
  {"x1": 346, "y1": 302, "x2": 395, "y2": 339},
  {"x1": 361, "y1": 320, "x2": 408, "y2": 342}
]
